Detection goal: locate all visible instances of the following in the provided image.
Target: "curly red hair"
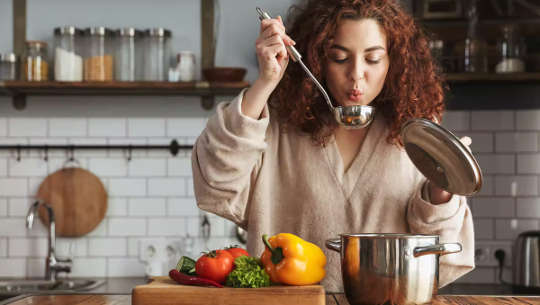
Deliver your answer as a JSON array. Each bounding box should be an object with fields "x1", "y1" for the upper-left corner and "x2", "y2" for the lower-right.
[{"x1": 269, "y1": 0, "x2": 445, "y2": 146}]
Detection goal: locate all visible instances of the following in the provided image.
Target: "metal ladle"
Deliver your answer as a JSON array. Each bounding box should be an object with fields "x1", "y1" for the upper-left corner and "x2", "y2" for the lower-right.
[{"x1": 256, "y1": 7, "x2": 375, "y2": 129}]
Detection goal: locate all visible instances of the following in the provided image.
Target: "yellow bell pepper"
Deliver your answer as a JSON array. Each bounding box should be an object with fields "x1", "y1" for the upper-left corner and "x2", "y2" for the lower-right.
[{"x1": 260, "y1": 233, "x2": 326, "y2": 285}]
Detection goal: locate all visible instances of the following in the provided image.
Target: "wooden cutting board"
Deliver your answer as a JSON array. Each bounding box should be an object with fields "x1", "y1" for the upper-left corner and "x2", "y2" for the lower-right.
[
  {"x1": 131, "y1": 276, "x2": 326, "y2": 305},
  {"x1": 37, "y1": 167, "x2": 108, "y2": 237}
]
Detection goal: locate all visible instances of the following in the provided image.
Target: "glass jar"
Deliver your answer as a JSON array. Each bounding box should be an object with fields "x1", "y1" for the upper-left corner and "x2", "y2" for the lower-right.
[
  {"x1": 0, "y1": 53, "x2": 19, "y2": 80},
  {"x1": 23, "y1": 41, "x2": 49, "y2": 81},
  {"x1": 114, "y1": 28, "x2": 142, "y2": 81},
  {"x1": 83, "y1": 27, "x2": 114, "y2": 81},
  {"x1": 495, "y1": 24, "x2": 526, "y2": 73},
  {"x1": 142, "y1": 28, "x2": 171, "y2": 81},
  {"x1": 54, "y1": 26, "x2": 84, "y2": 81}
]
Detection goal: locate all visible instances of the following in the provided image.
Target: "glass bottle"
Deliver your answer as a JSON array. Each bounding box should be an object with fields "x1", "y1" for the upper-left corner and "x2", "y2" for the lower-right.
[
  {"x1": 495, "y1": 24, "x2": 526, "y2": 73},
  {"x1": 54, "y1": 26, "x2": 84, "y2": 81},
  {"x1": 462, "y1": 0, "x2": 488, "y2": 73},
  {"x1": 83, "y1": 27, "x2": 114, "y2": 81},
  {"x1": 142, "y1": 28, "x2": 171, "y2": 81},
  {"x1": 23, "y1": 41, "x2": 49, "y2": 81},
  {"x1": 114, "y1": 28, "x2": 141, "y2": 81}
]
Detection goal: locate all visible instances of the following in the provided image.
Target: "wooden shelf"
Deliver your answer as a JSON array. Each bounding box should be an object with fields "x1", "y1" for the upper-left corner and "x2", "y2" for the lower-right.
[
  {"x1": 419, "y1": 17, "x2": 540, "y2": 27},
  {"x1": 0, "y1": 81, "x2": 249, "y2": 110},
  {"x1": 0, "y1": 80, "x2": 249, "y2": 96},
  {"x1": 445, "y1": 73, "x2": 540, "y2": 84}
]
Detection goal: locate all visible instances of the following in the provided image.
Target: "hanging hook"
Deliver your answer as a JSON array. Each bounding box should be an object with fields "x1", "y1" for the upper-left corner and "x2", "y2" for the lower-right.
[
  {"x1": 63, "y1": 145, "x2": 80, "y2": 168},
  {"x1": 68, "y1": 145, "x2": 75, "y2": 162},
  {"x1": 16, "y1": 145, "x2": 21, "y2": 162},
  {"x1": 127, "y1": 145, "x2": 132, "y2": 162},
  {"x1": 43, "y1": 145, "x2": 48, "y2": 162}
]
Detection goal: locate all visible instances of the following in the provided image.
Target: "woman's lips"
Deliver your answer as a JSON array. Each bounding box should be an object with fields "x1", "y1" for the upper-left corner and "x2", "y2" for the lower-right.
[{"x1": 347, "y1": 89, "x2": 364, "y2": 102}]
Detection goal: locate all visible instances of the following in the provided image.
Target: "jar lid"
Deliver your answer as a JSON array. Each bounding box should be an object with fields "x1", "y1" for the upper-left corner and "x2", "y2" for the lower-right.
[
  {"x1": 84, "y1": 27, "x2": 114, "y2": 36},
  {"x1": 144, "y1": 28, "x2": 171, "y2": 38},
  {"x1": 54, "y1": 26, "x2": 83, "y2": 36},
  {"x1": 25, "y1": 40, "x2": 48, "y2": 50},
  {"x1": 400, "y1": 118, "x2": 483, "y2": 196},
  {"x1": 0, "y1": 53, "x2": 18, "y2": 63},
  {"x1": 115, "y1": 28, "x2": 142, "y2": 37}
]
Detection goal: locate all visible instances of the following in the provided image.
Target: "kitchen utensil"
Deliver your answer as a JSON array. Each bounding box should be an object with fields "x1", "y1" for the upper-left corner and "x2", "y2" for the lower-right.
[
  {"x1": 132, "y1": 276, "x2": 325, "y2": 305},
  {"x1": 513, "y1": 231, "x2": 540, "y2": 292},
  {"x1": 256, "y1": 7, "x2": 375, "y2": 129},
  {"x1": 201, "y1": 213, "x2": 210, "y2": 249},
  {"x1": 235, "y1": 225, "x2": 247, "y2": 244},
  {"x1": 326, "y1": 233, "x2": 462, "y2": 305},
  {"x1": 36, "y1": 166, "x2": 107, "y2": 237},
  {"x1": 401, "y1": 118, "x2": 482, "y2": 196}
]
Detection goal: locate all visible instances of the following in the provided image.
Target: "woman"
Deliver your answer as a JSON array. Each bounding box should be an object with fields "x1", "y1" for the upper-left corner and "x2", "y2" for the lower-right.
[{"x1": 192, "y1": 0, "x2": 474, "y2": 292}]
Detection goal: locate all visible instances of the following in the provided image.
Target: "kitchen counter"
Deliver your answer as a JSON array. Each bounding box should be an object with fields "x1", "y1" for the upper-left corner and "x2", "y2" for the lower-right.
[
  {"x1": 1, "y1": 278, "x2": 539, "y2": 305},
  {"x1": 2, "y1": 294, "x2": 540, "y2": 305}
]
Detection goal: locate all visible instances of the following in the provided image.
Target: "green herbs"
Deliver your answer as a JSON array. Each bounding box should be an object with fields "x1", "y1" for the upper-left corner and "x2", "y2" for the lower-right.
[{"x1": 225, "y1": 256, "x2": 270, "y2": 288}]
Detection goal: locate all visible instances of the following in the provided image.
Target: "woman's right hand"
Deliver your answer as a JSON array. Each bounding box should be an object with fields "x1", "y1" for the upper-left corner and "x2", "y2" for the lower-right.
[
  {"x1": 255, "y1": 16, "x2": 296, "y2": 88},
  {"x1": 241, "y1": 16, "x2": 295, "y2": 119}
]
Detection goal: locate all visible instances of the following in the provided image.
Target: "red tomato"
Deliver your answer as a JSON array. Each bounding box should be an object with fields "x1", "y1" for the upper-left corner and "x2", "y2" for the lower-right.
[
  {"x1": 195, "y1": 250, "x2": 234, "y2": 284},
  {"x1": 225, "y1": 246, "x2": 250, "y2": 259}
]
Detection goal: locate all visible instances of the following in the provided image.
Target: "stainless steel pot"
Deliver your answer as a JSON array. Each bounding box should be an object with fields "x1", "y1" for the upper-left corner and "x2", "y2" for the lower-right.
[{"x1": 326, "y1": 234, "x2": 462, "y2": 305}]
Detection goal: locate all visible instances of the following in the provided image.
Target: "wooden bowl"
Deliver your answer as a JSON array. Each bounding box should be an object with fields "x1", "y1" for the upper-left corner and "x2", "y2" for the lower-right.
[{"x1": 202, "y1": 67, "x2": 247, "y2": 82}]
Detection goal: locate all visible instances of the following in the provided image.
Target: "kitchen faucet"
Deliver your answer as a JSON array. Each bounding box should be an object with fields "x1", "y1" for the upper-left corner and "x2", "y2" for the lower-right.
[{"x1": 26, "y1": 200, "x2": 72, "y2": 281}]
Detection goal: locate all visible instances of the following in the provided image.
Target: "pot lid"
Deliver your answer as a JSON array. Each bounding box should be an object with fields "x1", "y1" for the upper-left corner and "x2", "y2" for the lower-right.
[{"x1": 401, "y1": 118, "x2": 482, "y2": 196}]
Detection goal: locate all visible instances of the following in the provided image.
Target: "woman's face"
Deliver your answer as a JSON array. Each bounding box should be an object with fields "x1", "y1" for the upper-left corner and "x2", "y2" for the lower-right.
[{"x1": 325, "y1": 18, "x2": 389, "y2": 107}]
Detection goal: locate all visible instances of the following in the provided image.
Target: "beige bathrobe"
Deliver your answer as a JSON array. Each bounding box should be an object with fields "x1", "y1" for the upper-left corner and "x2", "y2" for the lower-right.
[{"x1": 192, "y1": 90, "x2": 475, "y2": 292}]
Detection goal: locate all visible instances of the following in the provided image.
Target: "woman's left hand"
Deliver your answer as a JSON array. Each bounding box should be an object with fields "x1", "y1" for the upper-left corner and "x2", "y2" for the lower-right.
[{"x1": 428, "y1": 136, "x2": 472, "y2": 205}]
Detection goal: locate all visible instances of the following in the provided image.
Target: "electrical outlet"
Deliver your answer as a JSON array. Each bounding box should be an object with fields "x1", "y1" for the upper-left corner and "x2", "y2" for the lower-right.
[
  {"x1": 139, "y1": 238, "x2": 167, "y2": 262},
  {"x1": 475, "y1": 241, "x2": 513, "y2": 267}
]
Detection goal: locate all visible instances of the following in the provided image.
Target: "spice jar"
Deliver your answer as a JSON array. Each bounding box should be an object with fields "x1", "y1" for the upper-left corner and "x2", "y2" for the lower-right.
[
  {"x1": 114, "y1": 28, "x2": 142, "y2": 81},
  {"x1": 495, "y1": 24, "x2": 526, "y2": 73},
  {"x1": 142, "y1": 28, "x2": 171, "y2": 81},
  {"x1": 0, "y1": 53, "x2": 19, "y2": 81},
  {"x1": 83, "y1": 27, "x2": 114, "y2": 81},
  {"x1": 23, "y1": 41, "x2": 49, "y2": 81},
  {"x1": 54, "y1": 26, "x2": 84, "y2": 81}
]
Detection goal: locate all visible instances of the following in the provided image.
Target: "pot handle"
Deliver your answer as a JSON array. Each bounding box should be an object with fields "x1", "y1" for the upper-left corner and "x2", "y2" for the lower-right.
[
  {"x1": 325, "y1": 238, "x2": 341, "y2": 252},
  {"x1": 413, "y1": 243, "x2": 462, "y2": 257}
]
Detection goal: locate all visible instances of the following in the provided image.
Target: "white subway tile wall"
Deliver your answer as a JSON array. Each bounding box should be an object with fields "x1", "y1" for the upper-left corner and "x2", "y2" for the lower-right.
[{"x1": 0, "y1": 110, "x2": 539, "y2": 285}]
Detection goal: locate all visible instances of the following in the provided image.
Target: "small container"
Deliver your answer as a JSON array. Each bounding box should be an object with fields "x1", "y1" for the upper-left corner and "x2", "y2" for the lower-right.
[
  {"x1": 83, "y1": 27, "x2": 114, "y2": 81},
  {"x1": 114, "y1": 28, "x2": 142, "y2": 81},
  {"x1": 495, "y1": 24, "x2": 527, "y2": 73},
  {"x1": 176, "y1": 51, "x2": 195, "y2": 81},
  {"x1": 169, "y1": 51, "x2": 195, "y2": 82},
  {"x1": 142, "y1": 28, "x2": 171, "y2": 81},
  {"x1": 23, "y1": 41, "x2": 49, "y2": 81},
  {"x1": 0, "y1": 53, "x2": 19, "y2": 80},
  {"x1": 54, "y1": 26, "x2": 84, "y2": 81}
]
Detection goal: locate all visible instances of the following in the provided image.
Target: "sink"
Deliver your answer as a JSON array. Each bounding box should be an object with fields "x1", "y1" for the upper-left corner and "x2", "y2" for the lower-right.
[{"x1": 0, "y1": 278, "x2": 105, "y2": 296}]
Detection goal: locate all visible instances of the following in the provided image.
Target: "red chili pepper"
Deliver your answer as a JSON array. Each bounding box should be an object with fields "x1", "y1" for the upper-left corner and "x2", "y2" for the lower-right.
[{"x1": 168, "y1": 269, "x2": 223, "y2": 288}]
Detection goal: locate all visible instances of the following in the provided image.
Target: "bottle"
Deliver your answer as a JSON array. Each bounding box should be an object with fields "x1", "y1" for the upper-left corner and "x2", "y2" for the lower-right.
[
  {"x1": 23, "y1": 41, "x2": 49, "y2": 81},
  {"x1": 462, "y1": 0, "x2": 487, "y2": 73},
  {"x1": 54, "y1": 26, "x2": 84, "y2": 81},
  {"x1": 83, "y1": 27, "x2": 114, "y2": 81},
  {"x1": 142, "y1": 28, "x2": 172, "y2": 81},
  {"x1": 0, "y1": 53, "x2": 19, "y2": 81},
  {"x1": 495, "y1": 24, "x2": 526, "y2": 73},
  {"x1": 114, "y1": 28, "x2": 142, "y2": 81}
]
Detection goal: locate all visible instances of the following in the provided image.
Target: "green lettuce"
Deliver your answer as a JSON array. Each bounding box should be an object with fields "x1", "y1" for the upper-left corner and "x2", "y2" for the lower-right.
[{"x1": 225, "y1": 256, "x2": 270, "y2": 288}]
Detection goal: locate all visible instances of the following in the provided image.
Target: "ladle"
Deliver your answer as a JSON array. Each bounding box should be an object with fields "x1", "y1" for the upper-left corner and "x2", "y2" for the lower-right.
[{"x1": 256, "y1": 7, "x2": 375, "y2": 129}]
